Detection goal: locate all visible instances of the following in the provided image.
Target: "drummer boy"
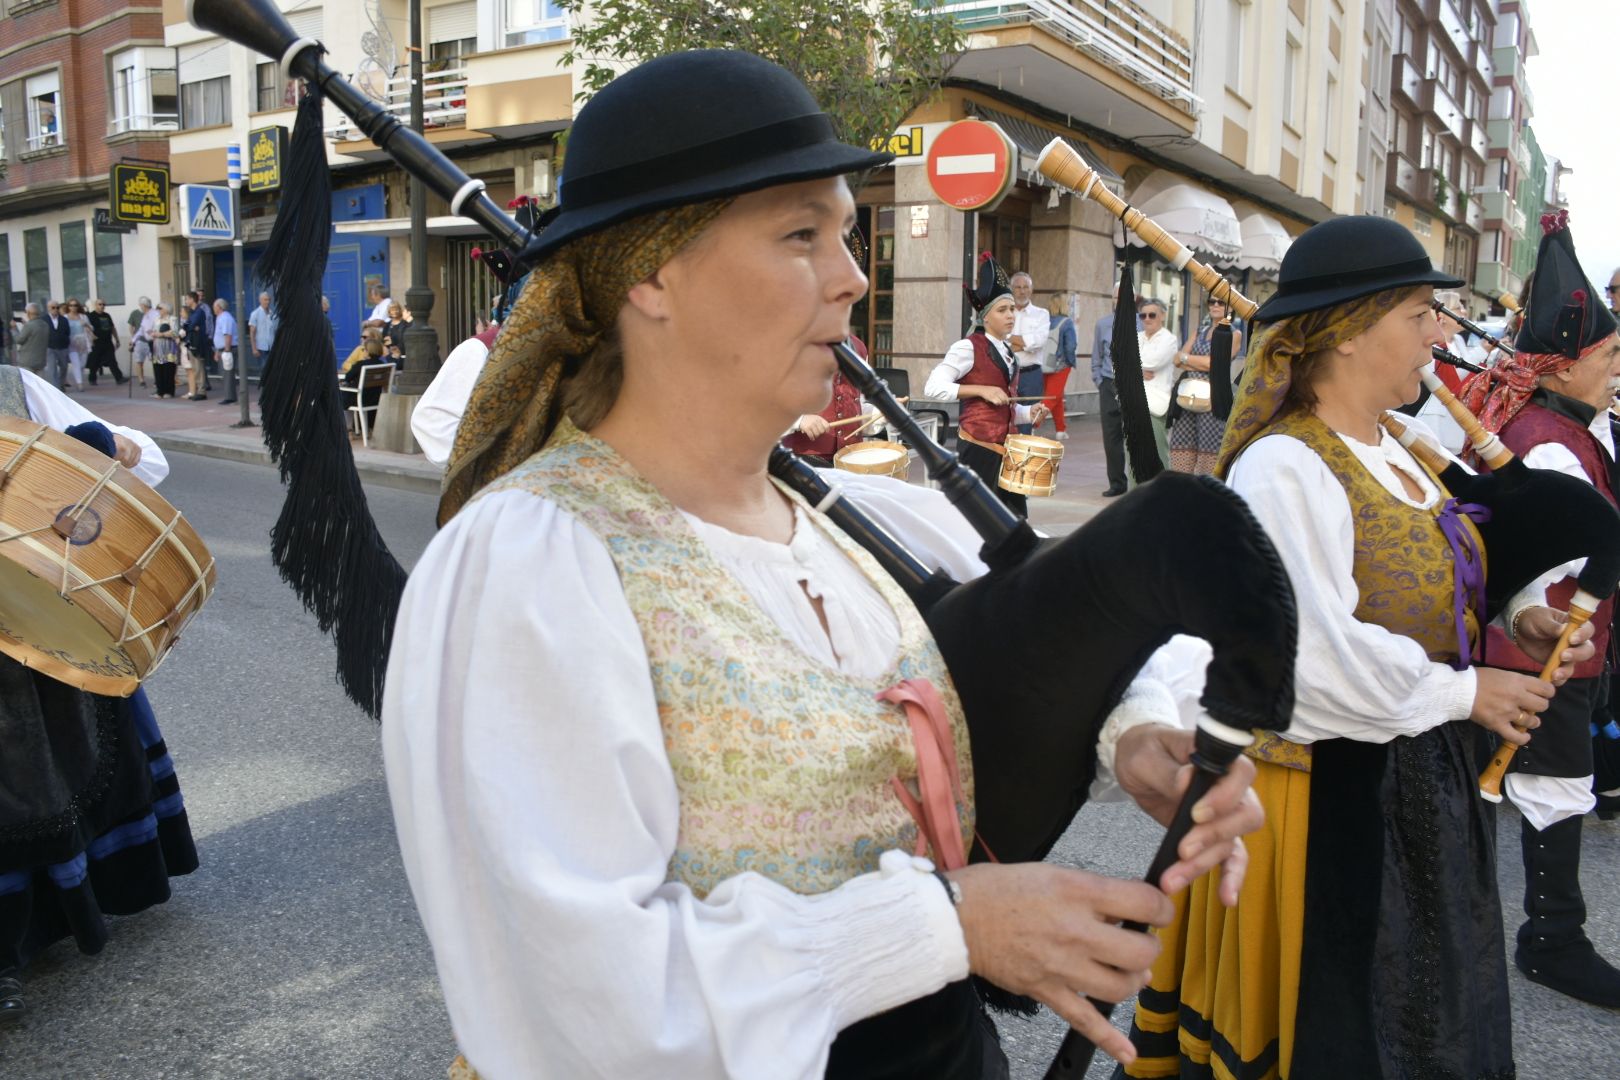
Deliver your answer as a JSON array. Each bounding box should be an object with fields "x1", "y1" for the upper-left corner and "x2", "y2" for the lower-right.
[{"x1": 924, "y1": 252, "x2": 1049, "y2": 515}]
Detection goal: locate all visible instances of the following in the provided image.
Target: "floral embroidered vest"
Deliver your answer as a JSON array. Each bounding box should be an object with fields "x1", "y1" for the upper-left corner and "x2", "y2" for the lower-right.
[
  {"x1": 1247, "y1": 411, "x2": 1483, "y2": 770},
  {"x1": 476, "y1": 419, "x2": 974, "y2": 899}
]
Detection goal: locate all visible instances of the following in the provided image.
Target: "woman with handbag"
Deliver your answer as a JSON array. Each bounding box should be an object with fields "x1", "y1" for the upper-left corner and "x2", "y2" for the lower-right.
[{"x1": 1168, "y1": 298, "x2": 1243, "y2": 475}]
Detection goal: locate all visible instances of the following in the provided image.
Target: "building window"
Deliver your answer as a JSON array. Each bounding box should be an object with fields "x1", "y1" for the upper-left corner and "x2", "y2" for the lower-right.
[
  {"x1": 24, "y1": 227, "x2": 50, "y2": 305},
  {"x1": 1324, "y1": 75, "x2": 1339, "y2": 149},
  {"x1": 504, "y1": 0, "x2": 568, "y2": 47},
  {"x1": 110, "y1": 48, "x2": 179, "y2": 134},
  {"x1": 94, "y1": 229, "x2": 126, "y2": 305},
  {"x1": 256, "y1": 62, "x2": 298, "y2": 112},
  {"x1": 1384, "y1": 195, "x2": 1397, "y2": 218},
  {"x1": 181, "y1": 75, "x2": 231, "y2": 129},
  {"x1": 1225, "y1": 0, "x2": 1248, "y2": 95},
  {"x1": 1283, "y1": 37, "x2": 1301, "y2": 129},
  {"x1": 0, "y1": 237, "x2": 13, "y2": 318},
  {"x1": 1414, "y1": 210, "x2": 1433, "y2": 237},
  {"x1": 25, "y1": 71, "x2": 62, "y2": 150},
  {"x1": 60, "y1": 222, "x2": 89, "y2": 300}
]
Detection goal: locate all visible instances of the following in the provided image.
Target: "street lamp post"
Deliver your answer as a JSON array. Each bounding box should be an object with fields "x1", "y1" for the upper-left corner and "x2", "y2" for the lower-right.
[
  {"x1": 397, "y1": 0, "x2": 440, "y2": 395},
  {"x1": 228, "y1": 141, "x2": 252, "y2": 428}
]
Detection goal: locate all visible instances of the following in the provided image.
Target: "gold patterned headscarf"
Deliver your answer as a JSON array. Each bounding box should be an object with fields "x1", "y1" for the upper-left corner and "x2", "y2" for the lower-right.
[
  {"x1": 1215, "y1": 286, "x2": 1418, "y2": 478},
  {"x1": 439, "y1": 200, "x2": 731, "y2": 524}
]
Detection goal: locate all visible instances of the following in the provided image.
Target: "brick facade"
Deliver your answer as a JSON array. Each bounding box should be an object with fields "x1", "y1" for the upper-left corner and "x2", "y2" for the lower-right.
[{"x1": 0, "y1": 0, "x2": 169, "y2": 214}]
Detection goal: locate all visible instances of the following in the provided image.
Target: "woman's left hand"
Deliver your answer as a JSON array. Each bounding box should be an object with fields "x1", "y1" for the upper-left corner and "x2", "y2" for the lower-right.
[
  {"x1": 1112, "y1": 723, "x2": 1264, "y2": 906},
  {"x1": 1513, "y1": 606, "x2": 1597, "y2": 684}
]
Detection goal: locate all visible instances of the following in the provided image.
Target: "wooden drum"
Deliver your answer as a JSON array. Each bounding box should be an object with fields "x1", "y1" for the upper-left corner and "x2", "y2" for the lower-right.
[
  {"x1": 833, "y1": 440, "x2": 910, "y2": 482},
  {"x1": 0, "y1": 417, "x2": 216, "y2": 696},
  {"x1": 999, "y1": 434, "x2": 1064, "y2": 497}
]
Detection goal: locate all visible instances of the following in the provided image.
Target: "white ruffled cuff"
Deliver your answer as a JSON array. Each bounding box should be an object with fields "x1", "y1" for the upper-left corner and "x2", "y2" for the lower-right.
[{"x1": 1092, "y1": 677, "x2": 1180, "y2": 800}]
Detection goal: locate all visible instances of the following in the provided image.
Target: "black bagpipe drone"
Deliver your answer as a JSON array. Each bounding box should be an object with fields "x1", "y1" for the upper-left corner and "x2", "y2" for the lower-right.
[{"x1": 190, "y1": 0, "x2": 1300, "y2": 1069}]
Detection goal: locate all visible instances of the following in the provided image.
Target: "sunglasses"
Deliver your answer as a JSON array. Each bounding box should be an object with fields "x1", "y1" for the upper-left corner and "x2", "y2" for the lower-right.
[
  {"x1": 1608, "y1": 284, "x2": 1620, "y2": 294},
  {"x1": 1142, "y1": 312, "x2": 1163, "y2": 320}
]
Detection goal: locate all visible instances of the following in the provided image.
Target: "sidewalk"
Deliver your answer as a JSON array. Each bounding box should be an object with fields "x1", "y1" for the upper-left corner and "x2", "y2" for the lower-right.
[{"x1": 69, "y1": 380, "x2": 1120, "y2": 530}]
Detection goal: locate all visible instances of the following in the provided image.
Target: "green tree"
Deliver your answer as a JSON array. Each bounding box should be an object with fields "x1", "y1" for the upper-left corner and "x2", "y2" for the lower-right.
[{"x1": 558, "y1": 0, "x2": 964, "y2": 152}]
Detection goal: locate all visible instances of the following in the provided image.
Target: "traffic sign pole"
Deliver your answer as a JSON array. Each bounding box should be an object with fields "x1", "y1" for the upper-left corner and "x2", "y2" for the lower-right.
[{"x1": 228, "y1": 143, "x2": 252, "y2": 428}]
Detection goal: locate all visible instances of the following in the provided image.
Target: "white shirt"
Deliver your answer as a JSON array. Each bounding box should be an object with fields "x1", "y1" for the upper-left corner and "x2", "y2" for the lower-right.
[
  {"x1": 17, "y1": 366, "x2": 167, "y2": 487},
  {"x1": 1011, "y1": 302, "x2": 1049, "y2": 370},
  {"x1": 1415, "y1": 360, "x2": 1469, "y2": 455},
  {"x1": 1138, "y1": 327, "x2": 1179, "y2": 417},
  {"x1": 369, "y1": 298, "x2": 394, "y2": 323},
  {"x1": 410, "y1": 334, "x2": 491, "y2": 466},
  {"x1": 924, "y1": 335, "x2": 1033, "y2": 426},
  {"x1": 381, "y1": 471, "x2": 1171, "y2": 1079}
]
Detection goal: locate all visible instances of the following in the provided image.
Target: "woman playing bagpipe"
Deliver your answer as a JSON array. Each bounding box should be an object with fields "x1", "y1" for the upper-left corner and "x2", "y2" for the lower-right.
[
  {"x1": 0, "y1": 365, "x2": 198, "y2": 1024},
  {"x1": 923, "y1": 256, "x2": 1051, "y2": 516},
  {"x1": 374, "y1": 50, "x2": 1271, "y2": 1080},
  {"x1": 1453, "y1": 212, "x2": 1620, "y2": 1010},
  {"x1": 1122, "y1": 215, "x2": 1596, "y2": 1080}
]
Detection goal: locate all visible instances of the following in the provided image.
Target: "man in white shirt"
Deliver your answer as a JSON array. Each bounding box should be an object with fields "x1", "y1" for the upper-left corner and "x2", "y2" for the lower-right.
[
  {"x1": 213, "y1": 299, "x2": 239, "y2": 405},
  {"x1": 411, "y1": 327, "x2": 498, "y2": 466},
  {"x1": 1007, "y1": 272, "x2": 1049, "y2": 435},
  {"x1": 365, "y1": 283, "x2": 394, "y2": 329},
  {"x1": 1136, "y1": 299, "x2": 1178, "y2": 473}
]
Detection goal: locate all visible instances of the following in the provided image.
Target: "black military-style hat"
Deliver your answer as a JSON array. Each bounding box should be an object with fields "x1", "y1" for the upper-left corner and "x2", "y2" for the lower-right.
[
  {"x1": 964, "y1": 251, "x2": 1014, "y2": 320},
  {"x1": 1516, "y1": 210, "x2": 1618, "y2": 358},
  {"x1": 1252, "y1": 215, "x2": 1464, "y2": 324}
]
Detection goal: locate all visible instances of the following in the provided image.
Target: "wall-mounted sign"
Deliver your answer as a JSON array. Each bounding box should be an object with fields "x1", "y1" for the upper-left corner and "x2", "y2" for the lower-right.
[
  {"x1": 110, "y1": 162, "x2": 171, "y2": 225},
  {"x1": 247, "y1": 125, "x2": 288, "y2": 192},
  {"x1": 93, "y1": 208, "x2": 135, "y2": 235}
]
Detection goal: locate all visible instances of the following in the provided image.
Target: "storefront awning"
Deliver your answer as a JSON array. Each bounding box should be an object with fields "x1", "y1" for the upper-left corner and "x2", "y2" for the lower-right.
[
  {"x1": 1123, "y1": 171, "x2": 1242, "y2": 262},
  {"x1": 1231, "y1": 205, "x2": 1292, "y2": 273},
  {"x1": 333, "y1": 216, "x2": 489, "y2": 238},
  {"x1": 967, "y1": 103, "x2": 1124, "y2": 196}
]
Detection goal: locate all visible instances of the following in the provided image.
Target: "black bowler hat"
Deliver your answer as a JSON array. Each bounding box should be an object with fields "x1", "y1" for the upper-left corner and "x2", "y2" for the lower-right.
[
  {"x1": 531, "y1": 50, "x2": 893, "y2": 259},
  {"x1": 1252, "y1": 215, "x2": 1464, "y2": 324}
]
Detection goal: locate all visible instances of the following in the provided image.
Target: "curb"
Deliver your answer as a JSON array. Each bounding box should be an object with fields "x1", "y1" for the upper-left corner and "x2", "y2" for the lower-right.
[{"x1": 151, "y1": 430, "x2": 444, "y2": 496}]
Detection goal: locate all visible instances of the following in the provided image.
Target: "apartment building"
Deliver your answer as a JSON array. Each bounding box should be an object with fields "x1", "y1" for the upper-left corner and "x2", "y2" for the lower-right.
[
  {"x1": 1, "y1": 0, "x2": 174, "y2": 328},
  {"x1": 1475, "y1": 0, "x2": 1542, "y2": 311},
  {"x1": 161, "y1": 0, "x2": 571, "y2": 359}
]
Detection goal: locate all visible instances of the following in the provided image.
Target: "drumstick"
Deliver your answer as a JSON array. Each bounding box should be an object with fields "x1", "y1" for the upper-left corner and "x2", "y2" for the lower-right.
[{"x1": 825, "y1": 400, "x2": 906, "y2": 429}]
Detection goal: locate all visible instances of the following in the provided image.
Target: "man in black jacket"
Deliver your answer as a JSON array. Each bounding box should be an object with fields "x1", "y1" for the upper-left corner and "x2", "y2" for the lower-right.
[{"x1": 44, "y1": 301, "x2": 71, "y2": 390}]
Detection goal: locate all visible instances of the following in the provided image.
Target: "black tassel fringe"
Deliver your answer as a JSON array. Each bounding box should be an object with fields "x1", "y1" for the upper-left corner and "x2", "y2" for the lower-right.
[
  {"x1": 256, "y1": 83, "x2": 407, "y2": 720},
  {"x1": 1110, "y1": 265, "x2": 1163, "y2": 485},
  {"x1": 1209, "y1": 321, "x2": 1234, "y2": 421}
]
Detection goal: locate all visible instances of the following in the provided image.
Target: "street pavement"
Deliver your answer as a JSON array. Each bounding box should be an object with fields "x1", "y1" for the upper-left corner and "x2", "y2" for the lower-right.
[{"x1": 0, "y1": 391, "x2": 1616, "y2": 1078}]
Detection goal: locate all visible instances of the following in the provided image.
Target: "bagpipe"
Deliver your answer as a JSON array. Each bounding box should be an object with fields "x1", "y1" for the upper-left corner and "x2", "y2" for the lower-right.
[
  {"x1": 1034, "y1": 135, "x2": 1620, "y2": 1073},
  {"x1": 190, "y1": 0, "x2": 1299, "y2": 1071}
]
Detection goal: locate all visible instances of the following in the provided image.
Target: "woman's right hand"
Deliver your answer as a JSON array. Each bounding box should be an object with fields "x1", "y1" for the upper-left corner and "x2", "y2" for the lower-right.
[
  {"x1": 945, "y1": 862, "x2": 1174, "y2": 1066},
  {"x1": 972, "y1": 385, "x2": 1010, "y2": 407},
  {"x1": 1470, "y1": 667, "x2": 1553, "y2": 745}
]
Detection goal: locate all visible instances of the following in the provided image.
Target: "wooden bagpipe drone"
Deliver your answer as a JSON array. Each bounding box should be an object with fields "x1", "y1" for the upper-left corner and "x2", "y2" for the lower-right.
[{"x1": 189, "y1": 0, "x2": 1304, "y2": 1069}]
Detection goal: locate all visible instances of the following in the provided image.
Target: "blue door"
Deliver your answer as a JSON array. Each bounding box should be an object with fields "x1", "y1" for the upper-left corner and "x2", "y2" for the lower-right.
[{"x1": 324, "y1": 244, "x2": 362, "y2": 360}]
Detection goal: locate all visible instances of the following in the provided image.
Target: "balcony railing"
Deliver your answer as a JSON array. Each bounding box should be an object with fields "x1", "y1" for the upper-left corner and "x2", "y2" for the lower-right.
[
  {"x1": 939, "y1": 0, "x2": 1198, "y2": 113},
  {"x1": 1422, "y1": 76, "x2": 1466, "y2": 142},
  {"x1": 109, "y1": 113, "x2": 179, "y2": 136},
  {"x1": 1463, "y1": 194, "x2": 1483, "y2": 232},
  {"x1": 1392, "y1": 53, "x2": 1424, "y2": 108},
  {"x1": 1466, "y1": 117, "x2": 1488, "y2": 161},
  {"x1": 23, "y1": 130, "x2": 63, "y2": 151},
  {"x1": 327, "y1": 65, "x2": 469, "y2": 142}
]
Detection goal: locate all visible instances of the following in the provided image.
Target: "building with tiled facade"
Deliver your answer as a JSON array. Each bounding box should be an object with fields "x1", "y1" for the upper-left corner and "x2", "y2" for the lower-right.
[{"x1": 1, "y1": 0, "x2": 174, "y2": 330}]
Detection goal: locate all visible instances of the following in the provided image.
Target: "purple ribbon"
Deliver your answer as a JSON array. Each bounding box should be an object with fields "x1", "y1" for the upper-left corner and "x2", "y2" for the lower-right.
[{"x1": 1438, "y1": 499, "x2": 1491, "y2": 670}]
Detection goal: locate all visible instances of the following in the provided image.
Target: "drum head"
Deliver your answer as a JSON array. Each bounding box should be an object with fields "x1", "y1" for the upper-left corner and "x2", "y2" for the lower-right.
[{"x1": 0, "y1": 559, "x2": 138, "y2": 696}]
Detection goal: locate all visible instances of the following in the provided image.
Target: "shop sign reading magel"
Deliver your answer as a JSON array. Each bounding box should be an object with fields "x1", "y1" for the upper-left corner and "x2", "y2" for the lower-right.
[
  {"x1": 110, "y1": 161, "x2": 171, "y2": 226},
  {"x1": 247, "y1": 125, "x2": 288, "y2": 192}
]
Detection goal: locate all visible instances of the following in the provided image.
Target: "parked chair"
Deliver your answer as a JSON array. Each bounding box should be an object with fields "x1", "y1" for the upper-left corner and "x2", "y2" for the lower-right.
[{"x1": 344, "y1": 362, "x2": 396, "y2": 448}]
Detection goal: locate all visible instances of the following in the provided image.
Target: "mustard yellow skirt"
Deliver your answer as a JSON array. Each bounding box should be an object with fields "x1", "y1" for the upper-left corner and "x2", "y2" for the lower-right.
[{"x1": 1125, "y1": 750, "x2": 1311, "y2": 1080}]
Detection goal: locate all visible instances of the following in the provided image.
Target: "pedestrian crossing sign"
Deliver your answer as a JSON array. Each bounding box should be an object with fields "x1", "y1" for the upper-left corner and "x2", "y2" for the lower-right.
[{"x1": 180, "y1": 184, "x2": 236, "y2": 240}]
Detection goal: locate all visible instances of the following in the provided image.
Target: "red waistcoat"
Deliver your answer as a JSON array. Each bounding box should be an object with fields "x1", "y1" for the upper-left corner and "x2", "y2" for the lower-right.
[
  {"x1": 781, "y1": 372, "x2": 865, "y2": 459},
  {"x1": 956, "y1": 332, "x2": 1015, "y2": 446},
  {"x1": 1484, "y1": 402, "x2": 1617, "y2": 678}
]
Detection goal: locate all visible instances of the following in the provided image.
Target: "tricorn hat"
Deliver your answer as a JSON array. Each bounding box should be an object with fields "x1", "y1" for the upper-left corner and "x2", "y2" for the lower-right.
[
  {"x1": 530, "y1": 50, "x2": 892, "y2": 259},
  {"x1": 965, "y1": 251, "x2": 1014, "y2": 319},
  {"x1": 1253, "y1": 215, "x2": 1464, "y2": 323},
  {"x1": 1516, "y1": 210, "x2": 1618, "y2": 358}
]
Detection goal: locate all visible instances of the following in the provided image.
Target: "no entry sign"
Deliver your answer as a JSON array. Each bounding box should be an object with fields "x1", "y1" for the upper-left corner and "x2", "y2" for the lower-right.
[{"x1": 926, "y1": 119, "x2": 1016, "y2": 212}]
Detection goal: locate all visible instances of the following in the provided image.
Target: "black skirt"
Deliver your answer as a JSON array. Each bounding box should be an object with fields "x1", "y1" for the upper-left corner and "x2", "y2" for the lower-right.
[{"x1": 1292, "y1": 722, "x2": 1514, "y2": 1080}]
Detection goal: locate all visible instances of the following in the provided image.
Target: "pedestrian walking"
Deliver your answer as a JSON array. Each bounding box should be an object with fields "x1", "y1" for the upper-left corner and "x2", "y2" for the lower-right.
[
  {"x1": 130, "y1": 298, "x2": 156, "y2": 388},
  {"x1": 43, "y1": 301, "x2": 71, "y2": 390},
  {"x1": 63, "y1": 299, "x2": 90, "y2": 392},
  {"x1": 13, "y1": 304, "x2": 49, "y2": 375},
  {"x1": 85, "y1": 299, "x2": 125, "y2": 385}
]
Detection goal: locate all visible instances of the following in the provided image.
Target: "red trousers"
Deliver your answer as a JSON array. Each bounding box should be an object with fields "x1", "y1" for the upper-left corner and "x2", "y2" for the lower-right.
[{"x1": 1042, "y1": 370, "x2": 1069, "y2": 432}]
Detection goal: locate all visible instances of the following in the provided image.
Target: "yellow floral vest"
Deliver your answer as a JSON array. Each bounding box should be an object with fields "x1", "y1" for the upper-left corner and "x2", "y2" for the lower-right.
[
  {"x1": 476, "y1": 419, "x2": 975, "y2": 899},
  {"x1": 1247, "y1": 411, "x2": 1483, "y2": 770}
]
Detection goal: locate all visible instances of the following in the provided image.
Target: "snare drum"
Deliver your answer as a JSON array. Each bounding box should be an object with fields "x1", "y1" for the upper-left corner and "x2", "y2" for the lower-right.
[
  {"x1": 833, "y1": 440, "x2": 910, "y2": 482},
  {"x1": 999, "y1": 434, "x2": 1064, "y2": 497},
  {"x1": 0, "y1": 417, "x2": 216, "y2": 696}
]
